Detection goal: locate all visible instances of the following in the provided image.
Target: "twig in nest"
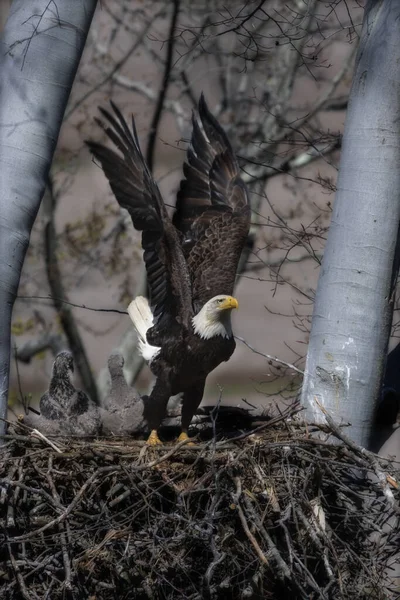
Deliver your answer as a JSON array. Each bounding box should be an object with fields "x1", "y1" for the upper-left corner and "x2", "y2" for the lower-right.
[
  {"x1": 0, "y1": 463, "x2": 18, "y2": 504},
  {"x1": 11, "y1": 466, "x2": 119, "y2": 541},
  {"x1": 46, "y1": 456, "x2": 72, "y2": 590},
  {"x1": 294, "y1": 504, "x2": 334, "y2": 582},
  {"x1": 7, "y1": 542, "x2": 39, "y2": 600},
  {"x1": 314, "y1": 397, "x2": 399, "y2": 511},
  {"x1": 1, "y1": 418, "x2": 398, "y2": 598},
  {"x1": 143, "y1": 436, "x2": 195, "y2": 468},
  {"x1": 242, "y1": 493, "x2": 291, "y2": 579},
  {"x1": 203, "y1": 537, "x2": 226, "y2": 596},
  {"x1": 30, "y1": 429, "x2": 63, "y2": 454},
  {"x1": 232, "y1": 476, "x2": 269, "y2": 566}
]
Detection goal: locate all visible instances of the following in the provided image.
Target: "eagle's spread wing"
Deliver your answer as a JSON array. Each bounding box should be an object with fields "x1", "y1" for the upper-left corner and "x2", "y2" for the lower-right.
[
  {"x1": 86, "y1": 103, "x2": 191, "y2": 325},
  {"x1": 173, "y1": 94, "x2": 250, "y2": 311}
]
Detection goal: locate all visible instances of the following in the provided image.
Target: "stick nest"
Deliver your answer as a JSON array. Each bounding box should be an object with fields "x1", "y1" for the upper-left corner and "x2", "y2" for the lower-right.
[{"x1": 1, "y1": 408, "x2": 399, "y2": 600}]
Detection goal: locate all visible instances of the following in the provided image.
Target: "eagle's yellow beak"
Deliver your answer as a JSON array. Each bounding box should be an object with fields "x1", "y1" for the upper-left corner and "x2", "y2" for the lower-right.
[{"x1": 220, "y1": 296, "x2": 239, "y2": 310}]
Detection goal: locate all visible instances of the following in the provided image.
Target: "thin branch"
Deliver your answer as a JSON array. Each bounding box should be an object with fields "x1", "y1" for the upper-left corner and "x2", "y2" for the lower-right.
[
  {"x1": 313, "y1": 398, "x2": 399, "y2": 511},
  {"x1": 235, "y1": 336, "x2": 304, "y2": 375},
  {"x1": 17, "y1": 295, "x2": 127, "y2": 315},
  {"x1": 44, "y1": 176, "x2": 99, "y2": 405},
  {"x1": 65, "y1": 11, "x2": 159, "y2": 120},
  {"x1": 146, "y1": 0, "x2": 180, "y2": 171},
  {"x1": 14, "y1": 332, "x2": 64, "y2": 363},
  {"x1": 30, "y1": 429, "x2": 63, "y2": 453},
  {"x1": 232, "y1": 477, "x2": 269, "y2": 566},
  {"x1": 7, "y1": 542, "x2": 39, "y2": 600}
]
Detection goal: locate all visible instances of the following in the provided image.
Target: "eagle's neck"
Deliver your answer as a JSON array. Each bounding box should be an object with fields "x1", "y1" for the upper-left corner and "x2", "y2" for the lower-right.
[{"x1": 192, "y1": 307, "x2": 233, "y2": 340}]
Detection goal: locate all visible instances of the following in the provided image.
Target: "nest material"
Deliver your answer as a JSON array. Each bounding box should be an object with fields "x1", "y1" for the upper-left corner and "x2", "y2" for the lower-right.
[{"x1": 0, "y1": 410, "x2": 399, "y2": 600}]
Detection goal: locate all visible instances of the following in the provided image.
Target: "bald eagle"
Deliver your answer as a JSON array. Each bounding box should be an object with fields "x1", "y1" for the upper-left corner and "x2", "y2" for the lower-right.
[{"x1": 87, "y1": 95, "x2": 250, "y2": 444}]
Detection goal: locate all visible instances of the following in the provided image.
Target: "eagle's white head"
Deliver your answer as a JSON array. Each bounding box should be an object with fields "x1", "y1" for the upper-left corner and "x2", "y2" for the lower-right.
[{"x1": 192, "y1": 295, "x2": 239, "y2": 340}]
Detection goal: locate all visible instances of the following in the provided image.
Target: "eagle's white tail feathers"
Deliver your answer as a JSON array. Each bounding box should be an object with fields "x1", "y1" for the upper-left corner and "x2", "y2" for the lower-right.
[
  {"x1": 127, "y1": 296, "x2": 152, "y2": 341},
  {"x1": 127, "y1": 296, "x2": 161, "y2": 362}
]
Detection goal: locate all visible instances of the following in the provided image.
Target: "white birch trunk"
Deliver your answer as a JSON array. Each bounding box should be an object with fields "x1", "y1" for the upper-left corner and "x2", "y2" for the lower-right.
[
  {"x1": 301, "y1": 0, "x2": 400, "y2": 447},
  {"x1": 0, "y1": 0, "x2": 97, "y2": 436}
]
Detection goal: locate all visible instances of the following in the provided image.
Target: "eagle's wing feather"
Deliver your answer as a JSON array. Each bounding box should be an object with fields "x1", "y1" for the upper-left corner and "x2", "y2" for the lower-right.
[
  {"x1": 86, "y1": 103, "x2": 191, "y2": 326},
  {"x1": 173, "y1": 94, "x2": 250, "y2": 311}
]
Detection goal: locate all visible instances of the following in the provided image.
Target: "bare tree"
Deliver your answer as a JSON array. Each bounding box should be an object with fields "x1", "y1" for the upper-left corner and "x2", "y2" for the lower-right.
[
  {"x1": 0, "y1": 0, "x2": 97, "y2": 436},
  {"x1": 77, "y1": 0, "x2": 360, "y2": 399},
  {"x1": 301, "y1": 0, "x2": 400, "y2": 447},
  {"x1": 9, "y1": 1, "x2": 364, "y2": 415}
]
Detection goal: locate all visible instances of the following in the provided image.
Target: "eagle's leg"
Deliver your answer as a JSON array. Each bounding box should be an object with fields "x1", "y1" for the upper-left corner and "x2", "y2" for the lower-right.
[
  {"x1": 179, "y1": 381, "x2": 206, "y2": 442},
  {"x1": 147, "y1": 429, "x2": 162, "y2": 446},
  {"x1": 143, "y1": 375, "x2": 171, "y2": 445}
]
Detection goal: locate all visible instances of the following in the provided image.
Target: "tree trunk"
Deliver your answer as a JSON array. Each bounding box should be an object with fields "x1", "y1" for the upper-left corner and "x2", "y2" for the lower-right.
[
  {"x1": 301, "y1": 0, "x2": 400, "y2": 447},
  {"x1": 0, "y1": 0, "x2": 98, "y2": 437}
]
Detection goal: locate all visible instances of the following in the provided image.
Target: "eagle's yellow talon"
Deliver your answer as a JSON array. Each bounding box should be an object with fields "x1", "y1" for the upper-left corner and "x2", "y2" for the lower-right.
[
  {"x1": 146, "y1": 430, "x2": 162, "y2": 446},
  {"x1": 178, "y1": 432, "x2": 194, "y2": 445}
]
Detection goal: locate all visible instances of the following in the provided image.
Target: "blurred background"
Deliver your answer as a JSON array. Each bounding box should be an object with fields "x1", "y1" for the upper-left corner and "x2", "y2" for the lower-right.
[{"x1": 1, "y1": 0, "x2": 373, "y2": 418}]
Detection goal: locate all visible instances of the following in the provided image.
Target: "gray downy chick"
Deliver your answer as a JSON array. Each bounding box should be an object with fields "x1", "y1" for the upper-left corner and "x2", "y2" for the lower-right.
[
  {"x1": 104, "y1": 354, "x2": 131, "y2": 409},
  {"x1": 38, "y1": 351, "x2": 101, "y2": 435},
  {"x1": 100, "y1": 354, "x2": 145, "y2": 435},
  {"x1": 40, "y1": 351, "x2": 87, "y2": 419}
]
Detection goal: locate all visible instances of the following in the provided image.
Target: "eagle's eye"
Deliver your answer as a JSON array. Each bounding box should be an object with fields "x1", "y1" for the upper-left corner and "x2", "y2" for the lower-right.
[{"x1": 217, "y1": 298, "x2": 224, "y2": 304}]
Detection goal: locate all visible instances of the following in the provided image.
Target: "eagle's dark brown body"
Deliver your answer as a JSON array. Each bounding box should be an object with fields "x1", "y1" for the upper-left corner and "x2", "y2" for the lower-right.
[
  {"x1": 151, "y1": 332, "x2": 235, "y2": 392},
  {"x1": 145, "y1": 330, "x2": 235, "y2": 432},
  {"x1": 87, "y1": 95, "x2": 250, "y2": 440}
]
